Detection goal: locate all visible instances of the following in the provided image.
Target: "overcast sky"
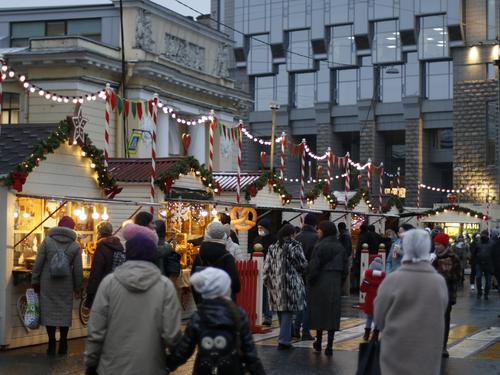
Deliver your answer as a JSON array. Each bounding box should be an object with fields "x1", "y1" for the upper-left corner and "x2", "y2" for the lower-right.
[{"x1": 0, "y1": 0, "x2": 211, "y2": 17}]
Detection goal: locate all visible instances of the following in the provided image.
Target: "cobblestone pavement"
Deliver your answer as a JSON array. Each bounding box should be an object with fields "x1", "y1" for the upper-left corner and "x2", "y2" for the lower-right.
[{"x1": 2, "y1": 287, "x2": 500, "y2": 374}]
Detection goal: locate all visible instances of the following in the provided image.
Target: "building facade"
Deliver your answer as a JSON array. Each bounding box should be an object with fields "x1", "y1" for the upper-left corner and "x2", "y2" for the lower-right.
[
  {"x1": 212, "y1": 0, "x2": 500, "y2": 207},
  {"x1": 0, "y1": 0, "x2": 249, "y2": 171}
]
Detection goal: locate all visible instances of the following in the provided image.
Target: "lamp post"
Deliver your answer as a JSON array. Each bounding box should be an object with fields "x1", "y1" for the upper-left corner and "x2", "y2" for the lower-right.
[{"x1": 269, "y1": 102, "x2": 280, "y2": 189}]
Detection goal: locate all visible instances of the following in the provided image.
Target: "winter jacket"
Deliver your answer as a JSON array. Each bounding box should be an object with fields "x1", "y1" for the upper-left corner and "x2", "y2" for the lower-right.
[
  {"x1": 156, "y1": 239, "x2": 181, "y2": 278},
  {"x1": 31, "y1": 226, "x2": 83, "y2": 327},
  {"x1": 191, "y1": 241, "x2": 241, "y2": 302},
  {"x1": 85, "y1": 236, "x2": 125, "y2": 308},
  {"x1": 226, "y1": 238, "x2": 246, "y2": 261},
  {"x1": 166, "y1": 298, "x2": 266, "y2": 375},
  {"x1": 357, "y1": 230, "x2": 379, "y2": 255},
  {"x1": 307, "y1": 235, "x2": 347, "y2": 330},
  {"x1": 338, "y1": 230, "x2": 353, "y2": 258},
  {"x1": 386, "y1": 238, "x2": 403, "y2": 273},
  {"x1": 432, "y1": 248, "x2": 462, "y2": 305},
  {"x1": 360, "y1": 269, "x2": 385, "y2": 316},
  {"x1": 452, "y1": 241, "x2": 469, "y2": 270},
  {"x1": 473, "y1": 240, "x2": 495, "y2": 274},
  {"x1": 374, "y1": 262, "x2": 448, "y2": 375},
  {"x1": 295, "y1": 225, "x2": 318, "y2": 261},
  {"x1": 84, "y1": 261, "x2": 182, "y2": 375},
  {"x1": 491, "y1": 238, "x2": 500, "y2": 276},
  {"x1": 253, "y1": 234, "x2": 277, "y2": 257},
  {"x1": 263, "y1": 239, "x2": 307, "y2": 312}
]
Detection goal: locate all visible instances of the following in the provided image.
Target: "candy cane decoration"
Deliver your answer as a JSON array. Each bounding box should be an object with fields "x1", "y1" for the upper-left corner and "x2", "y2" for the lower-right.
[
  {"x1": 345, "y1": 153, "x2": 350, "y2": 207},
  {"x1": 236, "y1": 122, "x2": 242, "y2": 204},
  {"x1": 280, "y1": 131, "x2": 286, "y2": 182},
  {"x1": 397, "y1": 166, "x2": 401, "y2": 190},
  {"x1": 379, "y1": 162, "x2": 384, "y2": 211},
  {"x1": 327, "y1": 147, "x2": 332, "y2": 187},
  {"x1": 209, "y1": 110, "x2": 215, "y2": 172},
  {"x1": 104, "y1": 83, "x2": 111, "y2": 168},
  {"x1": 300, "y1": 139, "x2": 306, "y2": 215},
  {"x1": 417, "y1": 181, "x2": 421, "y2": 209},
  {"x1": 0, "y1": 69, "x2": 3, "y2": 120},
  {"x1": 367, "y1": 158, "x2": 372, "y2": 193},
  {"x1": 150, "y1": 94, "x2": 158, "y2": 214}
]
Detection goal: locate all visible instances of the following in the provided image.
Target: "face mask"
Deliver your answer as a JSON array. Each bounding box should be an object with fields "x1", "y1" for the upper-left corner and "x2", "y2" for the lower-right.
[{"x1": 258, "y1": 229, "x2": 266, "y2": 237}]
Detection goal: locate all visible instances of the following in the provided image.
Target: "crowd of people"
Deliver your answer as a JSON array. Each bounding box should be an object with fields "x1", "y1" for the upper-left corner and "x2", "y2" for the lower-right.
[{"x1": 28, "y1": 209, "x2": 500, "y2": 374}]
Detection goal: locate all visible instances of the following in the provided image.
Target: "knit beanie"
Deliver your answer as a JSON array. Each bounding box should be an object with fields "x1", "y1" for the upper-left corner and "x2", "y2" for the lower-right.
[
  {"x1": 58, "y1": 216, "x2": 76, "y2": 230},
  {"x1": 125, "y1": 233, "x2": 157, "y2": 263},
  {"x1": 190, "y1": 267, "x2": 231, "y2": 300},
  {"x1": 258, "y1": 218, "x2": 271, "y2": 231},
  {"x1": 304, "y1": 213, "x2": 318, "y2": 227},
  {"x1": 123, "y1": 222, "x2": 159, "y2": 244},
  {"x1": 204, "y1": 221, "x2": 228, "y2": 244},
  {"x1": 433, "y1": 233, "x2": 450, "y2": 247},
  {"x1": 369, "y1": 257, "x2": 383, "y2": 271}
]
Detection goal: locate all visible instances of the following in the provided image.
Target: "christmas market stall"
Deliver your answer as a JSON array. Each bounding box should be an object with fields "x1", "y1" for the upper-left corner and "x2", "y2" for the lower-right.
[{"x1": 0, "y1": 115, "x2": 125, "y2": 348}]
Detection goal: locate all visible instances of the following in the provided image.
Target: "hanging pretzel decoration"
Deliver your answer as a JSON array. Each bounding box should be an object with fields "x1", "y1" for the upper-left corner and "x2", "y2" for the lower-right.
[{"x1": 230, "y1": 207, "x2": 257, "y2": 231}]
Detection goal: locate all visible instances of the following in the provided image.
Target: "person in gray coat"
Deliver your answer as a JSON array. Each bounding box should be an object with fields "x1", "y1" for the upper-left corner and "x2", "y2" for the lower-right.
[
  {"x1": 31, "y1": 216, "x2": 83, "y2": 355},
  {"x1": 307, "y1": 221, "x2": 348, "y2": 356},
  {"x1": 374, "y1": 229, "x2": 448, "y2": 375}
]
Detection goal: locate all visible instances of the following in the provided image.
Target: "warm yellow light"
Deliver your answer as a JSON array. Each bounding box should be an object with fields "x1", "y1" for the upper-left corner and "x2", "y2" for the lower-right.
[
  {"x1": 492, "y1": 45, "x2": 499, "y2": 60},
  {"x1": 468, "y1": 46, "x2": 479, "y2": 63},
  {"x1": 101, "y1": 207, "x2": 109, "y2": 221},
  {"x1": 81, "y1": 151, "x2": 86, "y2": 157},
  {"x1": 91, "y1": 208, "x2": 100, "y2": 220},
  {"x1": 13, "y1": 212, "x2": 19, "y2": 219},
  {"x1": 74, "y1": 208, "x2": 82, "y2": 217},
  {"x1": 90, "y1": 163, "x2": 96, "y2": 169}
]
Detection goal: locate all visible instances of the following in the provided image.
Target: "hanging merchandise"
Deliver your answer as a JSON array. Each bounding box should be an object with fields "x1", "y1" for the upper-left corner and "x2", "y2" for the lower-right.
[
  {"x1": 182, "y1": 133, "x2": 191, "y2": 155},
  {"x1": 260, "y1": 151, "x2": 267, "y2": 170}
]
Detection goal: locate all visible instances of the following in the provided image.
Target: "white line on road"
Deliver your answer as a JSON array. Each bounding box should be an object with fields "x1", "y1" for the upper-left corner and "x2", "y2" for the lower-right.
[{"x1": 449, "y1": 327, "x2": 500, "y2": 358}]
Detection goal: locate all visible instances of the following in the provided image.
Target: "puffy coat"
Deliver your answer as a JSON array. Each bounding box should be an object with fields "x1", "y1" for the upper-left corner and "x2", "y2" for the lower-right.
[
  {"x1": 85, "y1": 236, "x2": 125, "y2": 308},
  {"x1": 226, "y1": 238, "x2": 246, "y2": 261},
  {"x1": 432, "y1": 248, "x2": 462, "y2": 305},
  {"x1": 473, "y1": 240, "x2": 495, "y2": 274},
  {"x1": 84, "y1": 261, "x2": 182, "y2": 375},
  {"x1": 31, "y1": 226, "x2": 83, "y2": 327},
  {"x1": 263, "y1": 239, "x2": 307, "y2": 312},
  {"x1": 295, "y1": 225, "x2": 318, "y2": 261},
  {"x1": 166, "y1": 298, "x2": 266, "y2": 375},
  {"x1": 307, "y1": 235, "x2": 347, "y2": 330},
  {"x1": 360, "y1": 269, "x2": 386, "y2": 316}
]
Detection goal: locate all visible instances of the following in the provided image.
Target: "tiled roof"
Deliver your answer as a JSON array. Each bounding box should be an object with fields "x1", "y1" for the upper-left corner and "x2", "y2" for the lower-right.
[
  {"x1": 0, "y1": 123, "x2": 59, "y2": 177},
  {"x1": 107, "y1": 157, "x2": 185, "y2": 182},
  {"x1": 213, "y1": 172, "x2": 261, "y2": 192}
]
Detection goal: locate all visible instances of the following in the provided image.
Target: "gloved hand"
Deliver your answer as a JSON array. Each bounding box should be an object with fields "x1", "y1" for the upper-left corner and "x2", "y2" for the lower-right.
[
  {"x1": 85, "y1": 366, "x2": 98, "y2": 375},
  {"x1": 31, "y1": 284, "x2": 40, "y2": 294}
]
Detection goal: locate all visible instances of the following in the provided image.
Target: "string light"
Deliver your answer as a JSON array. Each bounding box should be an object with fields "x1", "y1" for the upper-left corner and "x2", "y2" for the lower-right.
[
  {"x1": 101, "y1": 208, "x2": 109, "y2": 221},
  {"x1": 419, "y1": 183, "x2": 469, "y2": 194}
]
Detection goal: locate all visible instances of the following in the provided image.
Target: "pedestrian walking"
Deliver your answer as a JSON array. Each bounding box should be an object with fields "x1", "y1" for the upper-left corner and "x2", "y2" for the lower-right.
[
  {"x1": 154, "y1": 220, "x2": 181, "y2": 280},
  {"x1": 359, "y1": 257, "x2": 385, "y2": 341},
  {"x1": 431, "y1": 232, "x2": 461, "y2": 357},
  {"x1": 263, "y1": 224, "x2": 307, "y2": 350},
  {"x1": 84, "y1": 222, "x2": 125, "y2": 309},
  {"x1": 191, "y1": 221, "x2": 241, "y2": 303},
  {"x1": 374, "y1": 229, "x2": 448, "y2": 375},
  {"x1": 31, "y1": 216, "x2": 83, "y2": 355},
  {"x1": 452, "y1": 234, "x2": 469, "y2": 287},
  {"x1": 490, "y1": 230, "x2": 500, "y2": 298},
  {"x1": 224, "y1": 224, "x2": 246, "y2": 261},
  {"x1": 469, "y1": 233, "x2": 481, "y2": 291},
  {"x1": 84, "y1": 232, "x2": 182, "y2": 375},
  {"x1": 254, "y1": 218, "x2": 277, "y2": 326},
  {"x1": 294, "y1": 213, "x2": 319, "y2": 341},
  {"x1": 308, "y1": 221, "x2": 347, "y2": 356},
  {"x1": 386, "y1": 224, "x2": 414, "y2": 273},
  {"x1": 383, "y1": 229, "x2": 397, "y2": 259},
  {"x1": 473, "y1": 230, "x2": 494, "y2": 300},
  {"x1": 166, "y1": 267, "x2": 266, "y2": 375}
]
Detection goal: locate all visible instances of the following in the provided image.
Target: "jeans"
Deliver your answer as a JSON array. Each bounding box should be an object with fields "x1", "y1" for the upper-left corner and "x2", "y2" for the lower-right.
[
  {"x1": 277, "y1": 311, "x2": 293, "y2": 345},
  {"x1": 365, "y1": 315, "x2": 374, "y2": 329},
  {"x1": 262, "y1": 286, "x2": 273, "y2": 322},
  {"x1": 293, "y1": 306, "x2": 311, "y2": 337},
  {"x1": 476, "y1": 264, "x2": 492, "y2": 296},
  {"x1": 444, "y1": 303, "x2": 452, "y2": 350}
]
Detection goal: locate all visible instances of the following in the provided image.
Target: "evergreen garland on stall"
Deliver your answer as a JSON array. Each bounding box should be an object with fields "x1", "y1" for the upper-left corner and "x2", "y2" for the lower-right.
[
  {"x1": 382, "y1": 194, "x2": 404, "y2": 213},
  {"x1": 305, "y1": 181, "x2": 338, "y2": 208},
  {"x1": 414, "y1": 204, "x2": 489, "y2": 220},
  {"x1": 244, "y1": 172, "x2": 291, "y2": 203},
  {"x1": 347, "y1": 189, "x2": 373, "y2": 210}
]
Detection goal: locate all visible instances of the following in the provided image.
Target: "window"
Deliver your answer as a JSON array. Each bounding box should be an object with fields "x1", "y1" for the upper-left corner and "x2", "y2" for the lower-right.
[
  {"x1": 488, "y1": 63, "x2": 497, "y2": 80},
  {"x1": 254, "y1": 76, "x2": 274, "y2": 111},
  {"x1": 488, "y1": 0, "x2": 497, "y2": 40},
  {"x1": 288, "y1": 0, "x2": 309, "y2": 30},
  {"x1": 426, "y1": 61, "x2": 453, "y2": 99},
  {"x1": 329, "y1": 25, "x2": 356, "y2": 68},
  {"x1": 315, "y1": 63, "x2": 331, "y2": 102},
  {"x1": 336, "y1": 69, "x2": 357, "y2": 105},
  {"x1": 381, "y1": 66, "x2": 402, "y2": 103},
  {"x1": 10, "y1": 19, "x2": 101, "y2": 47},
  {"x1": 294, "y1": 72, "x2": 315, "y2": 108},
  {"x1": 373, "y1": 20, "x2": 401, "y2": 64},
  {"x1": 404, "y1": 52, "x2": 420, "y2": 96},
  {"x1": 419, "y1": 16, "x2": 449, "y2": 60},
  {"x1": 287, "y1": 29, "x2": 313, "y2": 71},
  {"x1": 247, "y1": 34, "x2": 273, "y2": 75},
  {"x1": 358, "y1": 56, "x2": 373, "y2": 100},
  {"x1": 327, "y1": 0, "x2": 353, "y2": 25},
  {"x1": 276, "y1": 64, "x2": 289, "y2": 105},
  {"x1": 486, "y1": 101, "x2": 497, "y2": 165},
  {"x1": 418, "y1": 0, "x2": 445, "y2": 14},
  {"x1": 432, "y1": 129, "x2": 453, "y2": 149},
  {"x1": 1, "y1": 93, "x2": 20, "y2": 124},
  {"x1": 371, "y1": 0, "x2": 397, "y2": 20},
  {"x1": 385, "y1": 144, "x2": 405, "y2": 180}
]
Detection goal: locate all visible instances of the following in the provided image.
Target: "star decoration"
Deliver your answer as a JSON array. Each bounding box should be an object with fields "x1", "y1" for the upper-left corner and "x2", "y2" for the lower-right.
[{"x1": 67, "y1": 103, "x2": 88, "y2": 146}]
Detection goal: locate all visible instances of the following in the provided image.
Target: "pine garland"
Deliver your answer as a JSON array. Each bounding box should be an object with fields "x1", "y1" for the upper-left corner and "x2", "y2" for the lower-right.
[
  {"x1": 305, "y1": 181, "x2": 338, "y2": 208},
  {"x1": 382, "y1": 194, "x2": 404, "y2": 213},
  {"x1": 347, "y1": 189, "x2": 372, "y2": 210},
  {"x1": 156, "y1": 156, "x2": 217, "y2": 193},
  {"x1": 414, "y1": 204, "x2": 489, "y2": 220},
  {"x1": 244, "y1": 171, "x2": 291, "y2": 203},
  {"x1": 2, "y1": 120, "x2": 117, "y2": 191}
]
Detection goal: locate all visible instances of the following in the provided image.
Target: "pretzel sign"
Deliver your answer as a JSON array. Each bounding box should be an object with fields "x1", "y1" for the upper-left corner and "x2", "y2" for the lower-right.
[{"x1": 230, "y1": 207, "x2": 257, "y2": 231}]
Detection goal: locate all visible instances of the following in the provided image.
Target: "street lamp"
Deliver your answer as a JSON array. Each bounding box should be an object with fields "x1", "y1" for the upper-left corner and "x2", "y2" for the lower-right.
[{"x1": 269, "y1": 102, "x2": 280, "y2": 190}]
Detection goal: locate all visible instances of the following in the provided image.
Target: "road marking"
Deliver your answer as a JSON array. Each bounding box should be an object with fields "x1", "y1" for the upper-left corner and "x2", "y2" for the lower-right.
[
  {"x1": 471, "y1": 342, "x2": 500, "y2": 360},
  {"x1": 447, "y1": 325, "x2": 481, "y2": 346},
  {"x1": 449, "y1": 327, "x2": 500, "y2": 358}
]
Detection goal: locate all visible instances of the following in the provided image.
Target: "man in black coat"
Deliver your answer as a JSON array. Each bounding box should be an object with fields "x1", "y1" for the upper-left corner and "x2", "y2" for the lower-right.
[
  {"x1": 338, "y1": 222, "x2": 353, "y2": 295},
  {"x1": 368, "y1": 225, "x2": 383, "y2": 254}
]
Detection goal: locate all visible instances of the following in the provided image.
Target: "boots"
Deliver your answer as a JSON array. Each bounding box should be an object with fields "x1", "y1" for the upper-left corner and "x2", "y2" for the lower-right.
[
  {"x1": 313, "y1": 330, "x2": 322, "y2": 352},
  {"x1": 363, "y1": 328, "x2": 371, "y2": 341},
  {"x1": 58, "y1": 327, "x2": 69, "y2": 355},
  {"x1": 46, "y1": 326, "x2": 56, "y2": 356},
  {"x1": 325, "y1": 330, "x2": 334, "y2": 356}
]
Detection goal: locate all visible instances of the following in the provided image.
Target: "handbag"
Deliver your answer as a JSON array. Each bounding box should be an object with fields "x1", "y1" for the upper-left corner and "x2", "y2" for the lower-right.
[
  {"x1": 356, "y1": 329, "x2": 381, "y2": 375},
  {"x1": 24, "y1": 288, "x2": 40, "y2": 330}
]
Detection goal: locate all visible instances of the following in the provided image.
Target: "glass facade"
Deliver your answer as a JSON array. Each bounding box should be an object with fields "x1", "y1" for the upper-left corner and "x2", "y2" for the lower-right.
[
  {"x1": 432, "y1": 129, "x2": 453, "y2": 149},
  {"x1": 419, "y1": 15, "x2": 449, "y2": 60},
  {"x1": 381, "y1": 67, "x2": 402, "y2": 103},
  {"x1": 373, "y1": 20, "x2": 401, "y2": 64},
  {"x1": 358, "y1": 57, "x2": 373, "y2": 100},
  {"x1": 426, "y1": 61, "x2": 453, "y2": 99},
  {"x1": 336, "y1": 69, "x2": 357, "y2": 105},
  {"x1": 287, "y1": 29, "x2": 313, "y2": 71},
  {"x1": 294, "y1": 72, "x2": 315, "y2": 108},
  {"x1": 247, "y1": 34, "x2": 273, "y2": 75},
  {"x1": 254, "y1": 76, "x2": 273, "y2": 111},
  {"x1": 315, "y1": 63, "x2": 331, "y2": 102},
  {"x1": 404, "y1": 52, "x2": 420, "y2": 96},
  {"x1": 329, "y1": 25, "x2": 356, "y2": 68},
  {"x1": 488, "y1": 0, "x2": 497, "y2": 40},
  {"x1": 287, "y1": 0, "x2": 310, "y2": 30}
]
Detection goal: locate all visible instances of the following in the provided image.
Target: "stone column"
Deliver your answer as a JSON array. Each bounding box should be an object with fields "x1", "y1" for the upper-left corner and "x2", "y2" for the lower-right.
[{"x1": 403, "y1": 97, "x2": 423, "y2": 207}]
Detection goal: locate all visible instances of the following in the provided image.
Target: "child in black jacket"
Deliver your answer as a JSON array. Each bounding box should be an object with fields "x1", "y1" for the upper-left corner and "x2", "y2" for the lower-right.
[{"x1": 166, "y1": 267, "x2": 265, "y2": 375}]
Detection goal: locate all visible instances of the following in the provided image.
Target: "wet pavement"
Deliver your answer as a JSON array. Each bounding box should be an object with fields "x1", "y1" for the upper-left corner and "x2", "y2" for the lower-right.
[{"x1": 1, "y1": 285, "x2": 500, "y2": 374}]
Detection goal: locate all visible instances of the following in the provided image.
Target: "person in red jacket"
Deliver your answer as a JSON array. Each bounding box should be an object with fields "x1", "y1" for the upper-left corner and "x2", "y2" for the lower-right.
[{"x1": 360, "y1": 257, "x2": 386, "y2": 341}]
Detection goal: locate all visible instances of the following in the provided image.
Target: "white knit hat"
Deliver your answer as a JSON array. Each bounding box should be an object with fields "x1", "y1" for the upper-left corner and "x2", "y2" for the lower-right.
[
  {"x1": 190, "y1": 267, "x2": 231, "y2": 300},
  {"x1": 204, "y1": 221, "x2": 228, "y2": 245}
]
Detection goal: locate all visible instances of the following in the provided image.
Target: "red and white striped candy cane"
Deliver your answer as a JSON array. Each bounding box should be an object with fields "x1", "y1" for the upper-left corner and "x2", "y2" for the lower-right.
[
  {"x1": 150, "y1": 94, "x2": 158, "y2": 214},
  {"x1": 345, "y1": 153, "x2": 350, "y2": 207},
  {"x1": 379, "y1": 163, "x2": 384, "y2": 211},
  {"x1": 367, "y1": 158, "x2": 372, "y2": 193},
  {"x1": 417, "y1": 181, "x2": 421, "y2": 209},
  {"x1": 209, "y1": 110, "x2": 215, "y2": 172},
  {"x1": 300, "y1": 139, "x2": 306, "y2": 214},
  {"x1": 104, "y1": 83, "x2": 111, "y2": 168},
  {"x1": 327, "y1": 147, "x2": 332, "y2": 186},
  {"x1": 397, "y1": 166, "x2": 401, "y2": 189},
  {"x1": 280, "y1": 131, "x2": 286, "y2": 183},
  {"x1": 236, "y1": 122, "x2": 242, "y2": 204}
]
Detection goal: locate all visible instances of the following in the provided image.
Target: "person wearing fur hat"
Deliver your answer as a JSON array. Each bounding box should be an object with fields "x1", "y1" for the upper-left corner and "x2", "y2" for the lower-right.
[
  {"x1": 31, "y1": 216, "x2": 83, "y2": 355},
  {"x1": 166, "y1": 267, "x2": 266, "y2": 375},
  {"x1": 432, "y1": 232, "x2": 461, "y2": 358},
  {"x1": 191, "y1": 221, "x2": 241, "y2": 303},
  {"x1": 85, "y1": 233, "x2": 182, "y2": 375},
  {"x1": 360, "y1": 257, "x2": 386, "y2": 341}
]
